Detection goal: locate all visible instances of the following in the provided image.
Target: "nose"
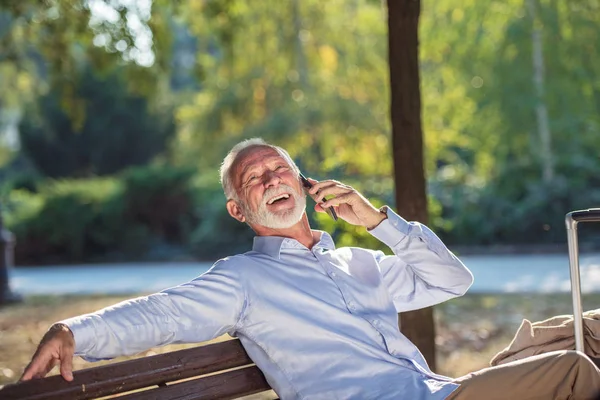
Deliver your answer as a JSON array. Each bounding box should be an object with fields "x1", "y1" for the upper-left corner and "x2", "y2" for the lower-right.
[{"x1": 263, "y1": 170, "x2": 282, "y2": 188}]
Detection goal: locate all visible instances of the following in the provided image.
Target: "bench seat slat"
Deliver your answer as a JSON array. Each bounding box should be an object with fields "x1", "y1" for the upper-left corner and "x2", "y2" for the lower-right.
[
  {"x1": 119, "y1": 365, "x2": 271, "y2": 400},
  {"x1": 1, "y1": 340, "x2": 257, "y2": 400}
]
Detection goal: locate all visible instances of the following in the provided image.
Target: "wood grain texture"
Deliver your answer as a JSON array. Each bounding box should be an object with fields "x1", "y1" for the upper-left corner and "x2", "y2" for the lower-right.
[
  {"x1": 0, "y1": 339, "x2": 271, "y2": 400},
  {"x1": 120, "y1": 366, "x2": 271, "y2": 400}
]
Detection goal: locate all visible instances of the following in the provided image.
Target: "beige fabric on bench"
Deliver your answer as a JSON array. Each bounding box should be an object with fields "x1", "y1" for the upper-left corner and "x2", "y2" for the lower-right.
[
  {"x1": 450, "y1": 350, "x2": 600, "y2": 400},
  {"x1": 490, "y1": 309, "x2": 600, "y2": 366}
]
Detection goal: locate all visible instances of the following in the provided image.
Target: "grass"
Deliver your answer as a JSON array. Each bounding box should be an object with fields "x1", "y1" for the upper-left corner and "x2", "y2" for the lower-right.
[{"x1": 1, "y1": 292, "x2": 598, "y2": 389}]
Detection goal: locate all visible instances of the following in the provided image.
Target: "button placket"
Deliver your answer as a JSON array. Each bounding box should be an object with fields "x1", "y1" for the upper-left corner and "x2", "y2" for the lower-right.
[
  {"x1": 317, "y1": 250, "x2": 339, "y2": 280},
  {"x1": 316, "y1": 251, "x2": 358, "y2": 313}
]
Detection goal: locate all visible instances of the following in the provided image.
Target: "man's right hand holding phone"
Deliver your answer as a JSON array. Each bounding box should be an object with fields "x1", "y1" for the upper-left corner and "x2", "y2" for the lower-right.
[{"x1": 303, "y1": 177, "x2": 387, "y2": 230}]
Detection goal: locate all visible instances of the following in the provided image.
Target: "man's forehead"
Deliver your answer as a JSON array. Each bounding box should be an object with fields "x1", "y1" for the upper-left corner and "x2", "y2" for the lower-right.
[{"x1": 235, "y1": 146, "x2": 286, "y2": 171}]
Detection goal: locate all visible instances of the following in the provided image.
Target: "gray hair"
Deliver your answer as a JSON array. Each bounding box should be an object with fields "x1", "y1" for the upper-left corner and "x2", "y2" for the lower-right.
[{"x1": 220, "y1": 138, "x2": 301, "y2": 201}]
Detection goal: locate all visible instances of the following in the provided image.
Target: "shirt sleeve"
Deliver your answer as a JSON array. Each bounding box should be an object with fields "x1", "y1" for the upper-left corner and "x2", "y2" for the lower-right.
[
  {"x1": 368, "y1": 207, "x2": 473, "y2": 312},
  {"x1": 59, "y1": 258, "x2": 247, "y2": 361}
]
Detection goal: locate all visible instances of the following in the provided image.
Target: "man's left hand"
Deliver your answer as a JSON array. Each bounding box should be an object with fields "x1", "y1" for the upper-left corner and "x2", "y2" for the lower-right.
[{"x1": 307, "y1": 178, "x2": 387, "y2": 230}]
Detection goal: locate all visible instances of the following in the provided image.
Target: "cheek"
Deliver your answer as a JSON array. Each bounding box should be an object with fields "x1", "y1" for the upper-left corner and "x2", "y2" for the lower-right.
[
  {"x1": 283, "y1": 172, "x2": 300, "y2": 188},
  {"x1": 245, "y1": 187, "x2": 264, "y2": 204},
  {"x1": 291, "y1": 180, "x2": 304, "y2": 195}
]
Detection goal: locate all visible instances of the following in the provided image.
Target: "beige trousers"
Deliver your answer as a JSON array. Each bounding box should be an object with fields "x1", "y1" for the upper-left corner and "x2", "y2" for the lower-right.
[{"x1": 446, "y1": 351, "x2": 600, "y2": 400}]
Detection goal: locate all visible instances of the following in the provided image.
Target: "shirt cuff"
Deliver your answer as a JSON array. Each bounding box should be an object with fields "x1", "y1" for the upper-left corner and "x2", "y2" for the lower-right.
[
  {"x1": 59, "y1": 314, "x2": 97, "y2": 357},
  {"x1": 368, "y1": 206, "x2": 411, "y2": 248}
]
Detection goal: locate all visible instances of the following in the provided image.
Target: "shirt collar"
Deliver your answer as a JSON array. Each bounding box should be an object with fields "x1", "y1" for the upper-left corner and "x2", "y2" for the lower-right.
[{"x1": 252, "y1": 230, "x2": 336, "y2": 259}]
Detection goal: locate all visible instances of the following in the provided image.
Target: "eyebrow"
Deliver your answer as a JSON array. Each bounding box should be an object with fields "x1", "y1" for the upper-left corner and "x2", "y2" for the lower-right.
[
  {"x1": 240, "y1": 165, "x2": 259, "y2": 182},
  {"x1": 239, "y1": 156, "x2": 287, "y2": 182}
]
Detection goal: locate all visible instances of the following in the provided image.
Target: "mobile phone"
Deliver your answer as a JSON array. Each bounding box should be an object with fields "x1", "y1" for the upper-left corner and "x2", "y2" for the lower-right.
[{"x1": 299, "y1": 173, "x2": 338, "y2": 221}]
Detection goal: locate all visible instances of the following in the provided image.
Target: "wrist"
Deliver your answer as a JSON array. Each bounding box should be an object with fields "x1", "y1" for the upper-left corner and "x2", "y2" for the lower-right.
[
  {"x1": 49, "y1": 323, "x2": 74, "y2": 340},
  {"x1": 366, "y1": 206, "x2": 388, "y2": 230}
]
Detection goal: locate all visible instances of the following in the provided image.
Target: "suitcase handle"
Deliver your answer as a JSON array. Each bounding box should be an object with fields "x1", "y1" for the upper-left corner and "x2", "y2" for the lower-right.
[
  {"x1": 568, "y1": 208, "x2": 600, "y2": 223},
  {"x1": 564, "y1": 208, "x2": 600, "y2": 353}
]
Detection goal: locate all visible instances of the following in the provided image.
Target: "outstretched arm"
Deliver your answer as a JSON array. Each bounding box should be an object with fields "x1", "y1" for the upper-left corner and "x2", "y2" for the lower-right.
[{"x1": 21, "y1": 259, "x2": 247, "y2": 381}]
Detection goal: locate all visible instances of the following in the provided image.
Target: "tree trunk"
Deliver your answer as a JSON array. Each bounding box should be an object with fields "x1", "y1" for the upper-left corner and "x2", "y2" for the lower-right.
[
  {"x1": 528, "y1": 0, "x2": 554, "y2": 183},
  {"x1": 291, "y1": 0, "x2": 307, "y2": 88},
  {"x1": 387, "y1": 0, "x2": 437, "y2": 371},
  {"x1": 0, "y1": 204, "x2": 20, "y2": 305}
]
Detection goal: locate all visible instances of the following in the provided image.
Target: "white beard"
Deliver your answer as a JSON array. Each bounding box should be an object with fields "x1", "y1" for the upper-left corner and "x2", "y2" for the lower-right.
[{"x1": 242, "y1": 184, "x2": 306, "y2": 229}]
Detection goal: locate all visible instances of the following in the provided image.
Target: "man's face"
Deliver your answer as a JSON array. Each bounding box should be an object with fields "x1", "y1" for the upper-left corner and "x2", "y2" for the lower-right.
[{"x1": 232, "y1": 146, "x2": 306, "y2": 229}]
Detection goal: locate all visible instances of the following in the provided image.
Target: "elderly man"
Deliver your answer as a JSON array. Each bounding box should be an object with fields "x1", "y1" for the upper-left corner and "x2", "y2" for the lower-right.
[{"x1": 22, "y1": 139, "x2": 600, "y2": 399}]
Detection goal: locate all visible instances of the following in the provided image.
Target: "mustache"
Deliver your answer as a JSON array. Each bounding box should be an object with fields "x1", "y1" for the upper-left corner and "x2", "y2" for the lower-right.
[{"x1": 262, "y1": 184, "x2": 299, "y2": 202}]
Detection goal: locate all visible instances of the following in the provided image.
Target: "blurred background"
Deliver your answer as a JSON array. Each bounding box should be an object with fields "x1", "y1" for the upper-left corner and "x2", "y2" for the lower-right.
[{"x1": 0, "y1": 0, "x2": 599, "y2": 387}]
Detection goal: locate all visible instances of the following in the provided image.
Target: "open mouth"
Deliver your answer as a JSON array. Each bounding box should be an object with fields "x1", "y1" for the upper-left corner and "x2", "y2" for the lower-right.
[{"x1": 266, "y1": 193, "x2": 291, "y2": 205}]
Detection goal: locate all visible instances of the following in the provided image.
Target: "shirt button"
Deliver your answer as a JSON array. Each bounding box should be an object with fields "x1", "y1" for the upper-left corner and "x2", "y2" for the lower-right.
[
  {"x1": 348, "y1": 301, "x2": 355, "y2": 309},
  {"x1": 331, "y1": 271, "x2": 337, "y2": 277}
]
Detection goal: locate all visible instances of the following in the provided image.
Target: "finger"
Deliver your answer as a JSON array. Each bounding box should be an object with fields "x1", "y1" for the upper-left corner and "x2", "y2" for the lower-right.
[
  {"x1": 60, "y1": 348, "x2": 75, "y2": 381},
  {"x1": 314, "y1": 203, "x2": 342, "y2": 218},
  {"x1": 34, "y1": 371, "x2": 48, "y2": 379},
  {"x1": 321, "y1": 192, "x2": 355, "y2": 208},
  {"x1": 20, "y1": 353, "x2": 50, "y2": 381},
  {"x1": 40, "y1": 358, "x2": 59, "y2": 379},
  {"x1": 314, "y1": 185, "x2": 354, "y2": 203},
  {"x1": 304, "y1": 177, "x2": 321, "y2": 191},
  {"x1": 20, "y1": 365, "x2": 34, "y2": 381},
  {"x1": 307, "y1": 179, "x2": 340, "y2": 194}
]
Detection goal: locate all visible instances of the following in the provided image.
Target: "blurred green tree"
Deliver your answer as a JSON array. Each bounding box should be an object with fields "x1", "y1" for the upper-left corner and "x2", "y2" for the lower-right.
[
  {"x1": 2, "y1": 0, "x2": 599, "y2": 259},
  {"x1": 420, "y1": 0, "x2": 600, "y2": 244},
  {"x1": 0, "y1": 0, "x2": 178, "y2": 101},
  {"x1": 175, "y1": 0, "x2": 392, "y2": 182},
  {"x1": 19, "y1": 66, "x2": 175, "y2": 178}
]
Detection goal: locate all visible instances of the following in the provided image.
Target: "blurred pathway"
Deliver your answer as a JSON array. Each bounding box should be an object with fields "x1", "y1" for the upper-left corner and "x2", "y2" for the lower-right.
[{"x1": 9, "y1": 252, "x2": 600, "y2": 295}]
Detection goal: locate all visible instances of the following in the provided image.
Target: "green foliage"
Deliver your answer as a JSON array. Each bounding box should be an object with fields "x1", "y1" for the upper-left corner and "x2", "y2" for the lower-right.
[
  {"x1": 175, "y1": 0, "x2": 392, "y2": 182},
  {"x1": 4, "y1": 164, "x2": 199, "y2": 264},
  {"x1": 431, "y1": 155, "x2": 600, "y2": 245},
  {"x1": 6, "y1": 178, "x2": 125, "y2": 263},
  {"x1": 0, "y1": 0, "x2": 178, "y2": 108},
  {"x1": 0, "y1": 145, "x2": 13, "y2": 168},
  {"x1": 122, "y1": 164, "x2": 197, "y2": 243},
  {"x1": 419, "y1": 0, "x2": 600, "y2": 245},
  {"x1": 3, "y1": 0, "x2": 600, "y2": 266},
  {"x1": 3, "y1": 189, "x2": 44, "y2": 232},
  {"x1": 19, "y1": 66, "x2": 176, "y2": 178},
  {"x1": 2, "y1": 171, "x2": 42, "y2": 193}
]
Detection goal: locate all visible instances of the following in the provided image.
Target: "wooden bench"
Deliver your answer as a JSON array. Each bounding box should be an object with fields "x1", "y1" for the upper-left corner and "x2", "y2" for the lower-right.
[{"x1": 0, "y1": 339, "x2": 276, "y2": 400}]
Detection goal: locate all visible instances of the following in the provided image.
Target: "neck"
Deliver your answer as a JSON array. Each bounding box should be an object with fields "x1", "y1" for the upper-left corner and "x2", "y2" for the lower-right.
[{"x1": 252, "y1": 213, "x2": 316, "y2": 249}]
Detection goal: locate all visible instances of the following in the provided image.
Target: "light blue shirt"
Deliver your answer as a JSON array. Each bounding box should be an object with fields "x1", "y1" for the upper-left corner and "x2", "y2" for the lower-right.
[{"x1": 63, "y1": 208, "x2": 473, "y2": 400}]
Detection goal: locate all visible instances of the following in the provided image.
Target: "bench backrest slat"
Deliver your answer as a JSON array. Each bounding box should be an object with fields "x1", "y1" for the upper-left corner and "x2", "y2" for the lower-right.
[
  {"x1": 1, "y1": 340, "x2": 257, "y2": 400},
  {"x1": 119, "y1": 365, "x2": 270, "y2": 400}
]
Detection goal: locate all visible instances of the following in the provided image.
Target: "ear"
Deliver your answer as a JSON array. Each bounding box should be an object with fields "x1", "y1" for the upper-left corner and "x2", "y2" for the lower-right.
[{"x1": 226, "y1": 199, "x2": 246, "y2": 223}]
